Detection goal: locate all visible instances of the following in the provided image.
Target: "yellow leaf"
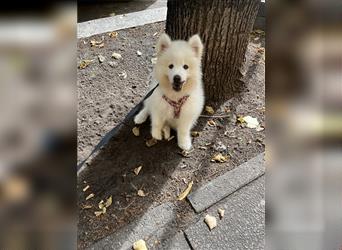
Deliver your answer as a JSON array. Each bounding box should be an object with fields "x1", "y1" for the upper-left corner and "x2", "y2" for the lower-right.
[
  {"x1": 112, "y1": 52, "x2": 122, "y2": 59},
  {"x1": 133, "y1": 165, "x2": 143, "y2": 176},
  {"x1": 105, "y1": 196, "x2": 112, "y2": 208},
  {"x1": 85, "y1": 193, "x2": 94, "y2": 200},
  {"x1": 177, "y1": 181, "x2": 193, "y2": 201},
  {"x1": 79, "y1": 60, "x2": 93, "y2": 69},
  {"x1": 211, "y1": 153, "x2": 229, "y2": 163},
  {"x1": 137, "y1": 189, "x2": 146, "y2": 197},
  {"x1": 102, "y1": 206, "x2": 107, "y2": 214},
  {"x1": 205, "y1": 106, "x2": 215, "y2": 114},
  {"x1": 207, "y1": 120, "x2": 216, "y2": 127},
  {"x1": 204, "y1": 214, "x2": 217, "y2": 230},
  {"x1": 94, "y1": 211, "x2": 103, "y2": 217},
  {"x1": 82, "y1": 185, "x2": 90, "y2": 192},
  {"x1": 108, "y1": 31, "x2": 118, "y2": 38},
  {"x1": 133, "y1": 239, "x2": 148, "y2": 250},
  {"x1": 90, "y1": 37, "x2": 104, "y2": 47},
  {"x1": 132, "y1": 127, "x2": 140, "y2": 137},
  {"x1": 237, "y1": 116, "x2": 245, "y2": 124}
]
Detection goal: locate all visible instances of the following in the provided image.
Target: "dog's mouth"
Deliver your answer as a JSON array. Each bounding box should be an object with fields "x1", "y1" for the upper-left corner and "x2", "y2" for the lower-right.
[{"x1": 172, "y1": 81, "x2": 186, "y2": 92}]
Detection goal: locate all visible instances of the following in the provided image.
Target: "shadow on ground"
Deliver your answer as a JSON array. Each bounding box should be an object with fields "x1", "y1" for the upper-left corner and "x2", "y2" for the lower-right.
[{"x1": 77, "y1": 103, "x2": 216, "y2": 248}]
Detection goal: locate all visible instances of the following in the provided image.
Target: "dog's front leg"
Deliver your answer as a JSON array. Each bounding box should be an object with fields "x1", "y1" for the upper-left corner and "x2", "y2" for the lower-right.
[
  {"x1": 151, "y1": 114, "x2": 164, "y2": 140},
  {"x1": 177, "y1": 123, "x2": 192, "y2": 151}
]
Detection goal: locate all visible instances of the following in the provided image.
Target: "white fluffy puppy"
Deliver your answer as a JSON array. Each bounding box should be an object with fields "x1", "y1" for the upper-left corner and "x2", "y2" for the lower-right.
[{"x1": 134, "y1": 33, "x2": 204, "y2": 150}]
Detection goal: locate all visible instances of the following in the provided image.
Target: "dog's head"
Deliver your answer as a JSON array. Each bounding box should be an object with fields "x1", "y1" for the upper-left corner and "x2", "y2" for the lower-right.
[{"x1": 154, "y1": 33, "x2": 203, "y2": 92}]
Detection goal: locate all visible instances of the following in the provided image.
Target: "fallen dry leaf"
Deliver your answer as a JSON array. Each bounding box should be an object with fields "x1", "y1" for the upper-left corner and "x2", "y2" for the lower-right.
[
  {"x1": 81, "y1": 204, "x2": 92, "y2": 209},
  {"x1": 108, "y1": 61, "x2": 118, "y2": 68},
  {"x1": 85, "y1": 193, "x2": 94, "y2": 200},
  {"x1": 105, "y1": 196, "x2": 112, "y2": 208},
  {"x1": 133, "y1": 239, "x2": 148, "y2": 250},
  {"x1": 204, "y1": 214, "x2": 217, "y2": 230},
  {"x1": 256, "y1": 126, "x2": 264, "y2": 132},
  {"x1": 136, "y1": 50, "x2": 142, "y2": 56},
  {"x1": 133, "y1": 165, "x2": 143, "y2": 176},
  {"x1": 198, "y1": 146, "x2": 207, "y2": 150},
  {"x1": 118, "y1": 71, "x2": 127, "y2": 79},
  {"x1": 191, "y1": 131, "x2": 200, "y2": 137},
  {"x1": 177, "y1": 181, "x2": 193, "y2": 201},
  {"x1": 82, "y1": 185, "x2": 90, "y2": 192},
  {"x1": 98, "y1": 54, "x2": 105, "y2": 63},
  {"x1": 211, "y1": 153, "x2": 229, "y2": 163},
  {"x1": 218, "y1": 208, "x2": 225, "y2": 219},
  {"x1": 108, "y1": 31, "x2": 118, "y2": 38},
  {"x1": 132, "y1": 127, "x2": 140, "y2": 136},
  {"x1": 98, "y1": 200, "x2": 104, "y2": 209},
  {"x1": 146, "y1": 138, "x2": 158, "y2": 147},
  {"x1": 205, "y1": 106, "x2": 215, "y2": 114},
  {"x1": 90, "y1": 37, "x2": 104, "y2": 47},
  {"x1": 112, "y1": 52, "x2": 122, "y2": 59},
  {"x1": 79, "y1": 60, "x2": 93, "y2": 69},
  {"x1": 94, "y1": 211, "x2": 103, "y2": 217},
  {"x1": 178, "y1": 149, "x2": 193, "y2": 157},
  {"x1": 239, "y1": 115, "x2": 260, "y2": 129},
  {"x1": 153, "y1": 32, "x2": 158, "y2": 36},
  {"x1": 207, "y1": 120, "x2": 216, "y2": 127},
  {"x1": 137, "y1": 189, "x2": 146, "y2": 197}
]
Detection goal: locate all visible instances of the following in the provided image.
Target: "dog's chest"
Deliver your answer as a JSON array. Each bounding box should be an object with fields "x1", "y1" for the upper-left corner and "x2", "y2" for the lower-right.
[{"x1": 160, "y1": 95, "x2": 194, "y2": 121}]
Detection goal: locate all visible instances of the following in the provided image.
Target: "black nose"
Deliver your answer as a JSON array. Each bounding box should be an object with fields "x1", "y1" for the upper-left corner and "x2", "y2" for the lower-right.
[{"x1": 173, "y1": 75, "x2": 181, "y2": 83}]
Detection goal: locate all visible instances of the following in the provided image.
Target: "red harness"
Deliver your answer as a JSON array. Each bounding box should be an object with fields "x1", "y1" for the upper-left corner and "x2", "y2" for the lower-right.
[{"x1": 162, "y1": 94, "x2": 190, "y2": 118}]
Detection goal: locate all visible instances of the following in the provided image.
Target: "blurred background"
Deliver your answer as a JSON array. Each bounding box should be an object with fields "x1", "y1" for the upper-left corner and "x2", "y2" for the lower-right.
[
  {"x1": 0, "y1": 0, "x2": 341, "y2": 249},
  {"x1": 0, "y1": 3, "x2": 76, "y2": 249},
  {"x1": 267, "y1": 0, "x2": 342, "y2": 249}
]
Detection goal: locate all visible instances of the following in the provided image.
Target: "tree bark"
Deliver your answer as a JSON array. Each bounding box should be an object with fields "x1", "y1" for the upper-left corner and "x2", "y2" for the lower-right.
[{"x1": 166, "y1": 0, "x2": 260, "y2": 104}]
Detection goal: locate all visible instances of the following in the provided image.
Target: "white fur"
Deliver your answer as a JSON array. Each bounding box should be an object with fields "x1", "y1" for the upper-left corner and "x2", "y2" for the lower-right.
[{"x1": 134, "y1": 34, "x2": 204, "y2": 150}]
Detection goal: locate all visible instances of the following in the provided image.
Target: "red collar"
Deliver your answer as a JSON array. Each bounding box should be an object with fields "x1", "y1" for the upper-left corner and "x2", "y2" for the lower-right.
[{"x1": 162, "y1": 95, "x2": 190, "y2": 118}]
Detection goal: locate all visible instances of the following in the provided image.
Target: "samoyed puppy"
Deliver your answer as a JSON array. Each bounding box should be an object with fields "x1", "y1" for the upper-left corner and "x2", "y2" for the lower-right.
[{"x1": 134, "y1": 33, "x2": 204, "y2": 151}]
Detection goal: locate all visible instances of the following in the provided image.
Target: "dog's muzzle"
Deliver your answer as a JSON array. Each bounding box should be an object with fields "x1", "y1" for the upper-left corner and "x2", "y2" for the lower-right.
[{"x1": 172, "y1": 75, "x2": 185, "y2": 91}]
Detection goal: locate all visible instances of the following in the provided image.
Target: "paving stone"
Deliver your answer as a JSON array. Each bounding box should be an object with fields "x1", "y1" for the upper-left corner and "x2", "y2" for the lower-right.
[
  {"x1": 160, "y1": 231, "x2": 191, "y2": 250},
  {"x1": 188, "y1": 153, "x2": 265, "y2": 212},
  {"x1": 88, "y1": 202, "x2": 176, "y2": 250},
  {"x1": 185, "y1": 176, "x2": 265, "y2": 250}
]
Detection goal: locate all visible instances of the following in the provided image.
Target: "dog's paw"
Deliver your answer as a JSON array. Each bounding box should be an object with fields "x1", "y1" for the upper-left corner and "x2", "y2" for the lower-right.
[
  {"x1": 134, "y1": 115, "x2": 145, "y2": 125},
  {"x1": 152, "y1": 130, "x2": 163, "y2": 140},
  {"x1": 162, "y1": 126, "x2": 171, "y2": 140},
  {"x1": 178, "y1": 138, "x2": 192, "y2": 151}
]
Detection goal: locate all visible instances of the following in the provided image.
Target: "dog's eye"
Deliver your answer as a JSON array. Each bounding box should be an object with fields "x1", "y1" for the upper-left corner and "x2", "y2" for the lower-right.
[
  {"x1": 183, "y1": 64, "x2": 189, "y2": 70},
  {"x1": 168, "y1": 64, "x2": 174, "y2": 69}
]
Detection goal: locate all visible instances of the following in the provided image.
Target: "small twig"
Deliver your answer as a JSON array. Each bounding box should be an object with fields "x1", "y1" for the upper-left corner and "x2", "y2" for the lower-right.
[
  {"x1": 117, "y1": 200, "x2": 135, "y2": 211},
  {"x1": 200, "y1": 114, "x2": 230, "y2": 118}
]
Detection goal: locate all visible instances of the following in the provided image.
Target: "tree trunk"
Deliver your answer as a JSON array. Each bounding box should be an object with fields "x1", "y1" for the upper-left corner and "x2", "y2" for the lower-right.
[{"x1": 166, "y1": 0, "x2": 260, "y2": 104}]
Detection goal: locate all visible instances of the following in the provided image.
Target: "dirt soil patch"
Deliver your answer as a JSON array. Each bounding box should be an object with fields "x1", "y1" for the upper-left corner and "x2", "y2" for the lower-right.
[{"x1": 77, "y1": 22, "x2": 265, "y2": 249}]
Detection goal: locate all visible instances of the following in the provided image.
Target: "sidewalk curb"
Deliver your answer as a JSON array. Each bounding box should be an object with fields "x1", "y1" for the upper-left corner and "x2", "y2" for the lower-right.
[
  {"x1": 78, "y1": 7, "x2": 167, "y2": 39},
  {"x1": 187, "y1": 153, "x2": 265, "y2": 213}
]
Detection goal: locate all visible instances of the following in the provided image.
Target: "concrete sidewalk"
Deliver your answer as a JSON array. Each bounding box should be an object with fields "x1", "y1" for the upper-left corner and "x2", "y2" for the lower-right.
[{"x1": 88, "y1": 153, "x2": 265, "y2": 250}]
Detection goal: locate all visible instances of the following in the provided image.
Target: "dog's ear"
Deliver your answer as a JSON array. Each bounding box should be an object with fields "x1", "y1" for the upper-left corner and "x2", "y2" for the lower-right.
[
  {"x1": 157, "y1": 33, "x2": 171, "y2": 55},
  {"x1": 188, "y1": 34, "x2": 203, "y2": 58}
]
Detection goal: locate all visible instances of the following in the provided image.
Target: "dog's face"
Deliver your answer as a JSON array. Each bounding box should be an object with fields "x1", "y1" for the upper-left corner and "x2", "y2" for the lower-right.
[{"x1": 155, "y1": 34, "x2": 203, "y2": 92}]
